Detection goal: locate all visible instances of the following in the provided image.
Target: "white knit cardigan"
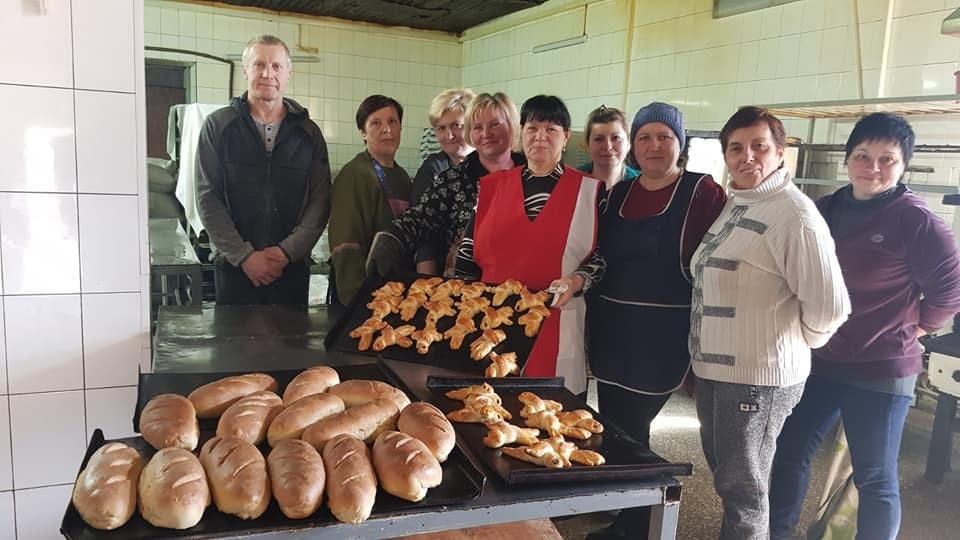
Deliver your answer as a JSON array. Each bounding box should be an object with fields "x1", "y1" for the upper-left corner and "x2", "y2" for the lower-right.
[{"x1": 689, "y1": 168, "x2": 851, "y2": 387}]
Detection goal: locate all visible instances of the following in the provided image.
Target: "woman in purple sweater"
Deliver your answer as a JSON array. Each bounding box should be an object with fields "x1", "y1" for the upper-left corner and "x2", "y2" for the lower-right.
[{"x1": 769, "y1": 113, "x2": 960, "y2": 539}]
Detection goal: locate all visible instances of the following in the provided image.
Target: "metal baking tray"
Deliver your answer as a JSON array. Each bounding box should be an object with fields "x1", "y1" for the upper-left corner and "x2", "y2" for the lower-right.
[
  {"x1": 426, "y1": 376, "x2": 693, "y2": 485},
  {"x1": 325, "y1": 273, "x2": 545, "y2": 376},
  {"x1": 60, "y1": 363, "x2": 486, "y2": 539}
]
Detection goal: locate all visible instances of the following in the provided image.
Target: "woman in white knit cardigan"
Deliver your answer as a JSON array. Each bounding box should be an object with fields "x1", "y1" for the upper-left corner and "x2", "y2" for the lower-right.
[{"x1": 689, "y1": 106, "x2": 850, "y2": 540}]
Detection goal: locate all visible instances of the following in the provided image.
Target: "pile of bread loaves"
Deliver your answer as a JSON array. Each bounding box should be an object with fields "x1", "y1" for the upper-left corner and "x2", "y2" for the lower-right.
[{"x1": 71, "y1": 366, "x2": 456, "y2": 531}]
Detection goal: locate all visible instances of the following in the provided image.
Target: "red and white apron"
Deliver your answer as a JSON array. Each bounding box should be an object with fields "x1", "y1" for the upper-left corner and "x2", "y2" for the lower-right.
[{"x1": 473, "y1": 165, "x2": 600, "y2": 394}]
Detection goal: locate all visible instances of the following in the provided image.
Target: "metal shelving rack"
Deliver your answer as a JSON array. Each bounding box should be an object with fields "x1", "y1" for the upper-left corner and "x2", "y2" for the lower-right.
[{"x1": 757, "y1": 94, "x2": 960, "y2": 195}]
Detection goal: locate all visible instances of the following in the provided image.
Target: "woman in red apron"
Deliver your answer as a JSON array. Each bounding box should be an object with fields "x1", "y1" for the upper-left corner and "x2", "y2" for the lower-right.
[{"x1": 454, "y1": 95, "x2": 603, "y2": 396}]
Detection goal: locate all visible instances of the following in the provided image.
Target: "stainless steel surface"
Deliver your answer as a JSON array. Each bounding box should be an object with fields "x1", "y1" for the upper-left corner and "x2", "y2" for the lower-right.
[
  {"x1": 149, "y1": 218, "x2": 202, "y2": 306},
  {"x1": 151, "y1": 305, "x2": 684, "y2": 539}
]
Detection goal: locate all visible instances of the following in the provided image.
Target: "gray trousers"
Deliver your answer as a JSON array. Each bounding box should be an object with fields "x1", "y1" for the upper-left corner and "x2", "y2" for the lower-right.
[{"x1": 696, "y1": 378, "x2": 805, "y2": 540}]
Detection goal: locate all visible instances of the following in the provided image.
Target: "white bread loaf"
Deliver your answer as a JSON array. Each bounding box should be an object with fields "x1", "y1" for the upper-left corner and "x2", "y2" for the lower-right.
[
  {"x1": 216, "y1": 390, "x2": 283, "y2": 444},
  {"x1": 397, "y1": 402, "x2": 456, "y2": 463},
  {"x1": 198, "y1": 436, "x2": 271, "y2": 520},
  {"x1": 267, "y1": 439, "x2": 326, "y2": 519},
  {"x1": 71, "y1": 442, "x2": 143, "y2": 530},
  {"x1": 327, "y1": 379, "x2": 411, "y2": 411},
  {"x1": 372, "y1": 431, "x2": 442, "y2": 502},
  {"x1": 282, "y1": 366, "x2": 340, "y2": 406},
  {"x1": 138, "y1": 447, "x2": 209, "y2": 529},
  {"x1": 302, "y1": 398, "x2": 399, "y2": 450},
  {"x1": 188, "y1": 373, "x2": 278, "y2": 418},
  {"x1": 322, "y1": 434, "x2": 377, "y2": 524},
  {"x1": 139, "y1": 393, "x2": 199, "y2": 450},
  {"x1": 267, "y1": 392, "x2": 345, "y2": 447}
]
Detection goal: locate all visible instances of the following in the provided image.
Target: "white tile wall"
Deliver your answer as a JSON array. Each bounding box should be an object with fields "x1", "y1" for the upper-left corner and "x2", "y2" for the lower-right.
[
  {"x1": 82, "y1": 293, "x2": 143, "y2": 388},
  {"x1": 147, "y1": 0, "x2": 461, "y2": 171},
  {"x1": 85, "y1": 387, "x2": 138, "y2": 440},
  {"x1": 78, "y1": 195, "x2": 142, "y2": 293},
  {"x1": 15, "y1": 484, "x2": 74, "y2": 540},
  {"x1": 0, "y1": 0, "x2": 73, "y2": 88},
  {"x1": 75, "y1": 92, "x2": 139, "y2": 195},
  {"x1": 0, "y1": 397, "x2": 12, "y2": 492},
  {"x1": 10, "y1": 391, "x2": 86, "y2": 489},
  {"x1": 72, "y1": 0, "x2": 137, "y2": 92},
  {"x1": 0, "y1": 193, "x2": 81, "y2": 295},
  {"x1": 0, "y1": 85, "x2": 77, "y2": 193},
  {"x1": 4, "y1": 295, "x2": 83, "y2": 395},
  {"x1": 0, "y1": 492, "x2": 13, "y2": 540},
  {"x1": 0, "y1": 1, "x2": 149, "y2": 534}
]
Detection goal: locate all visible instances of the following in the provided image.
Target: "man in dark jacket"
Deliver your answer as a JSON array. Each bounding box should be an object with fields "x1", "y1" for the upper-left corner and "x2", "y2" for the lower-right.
[{"x1": 197, "y1": 35, "x2": 331, "y2": 305}]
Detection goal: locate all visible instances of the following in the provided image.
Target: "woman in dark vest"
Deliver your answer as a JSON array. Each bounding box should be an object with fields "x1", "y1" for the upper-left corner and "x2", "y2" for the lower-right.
[{"x1": 586, "y1": 102, "x2": 726, "y2": 540}]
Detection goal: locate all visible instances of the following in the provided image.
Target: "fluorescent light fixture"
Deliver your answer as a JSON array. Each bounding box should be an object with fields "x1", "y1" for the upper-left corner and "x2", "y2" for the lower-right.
[
  {"x1": 224, "y1": 53, "x2": 320, "y2": 64},
  {"x1": 532, "y1": 34, "x2": 588, "y2": 54}
]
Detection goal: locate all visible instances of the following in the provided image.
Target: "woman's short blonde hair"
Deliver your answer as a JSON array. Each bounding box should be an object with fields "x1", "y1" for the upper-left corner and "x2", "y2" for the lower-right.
[
  {"x1": 428, "y1": 88, "x2": 476, "y2": 127},
  {"x1": 463, "y1": 92, "x2": 520, "y2": 148}
]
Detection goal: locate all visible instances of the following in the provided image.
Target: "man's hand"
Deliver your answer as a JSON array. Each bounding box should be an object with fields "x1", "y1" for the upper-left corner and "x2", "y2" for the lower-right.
[
  {"x1": 241, "y1": 250, "x2": 282, "y2": 286},
  {"x1": 366, "y1": 231, "x2": 406, "y2": 277},
  {"x1": 264, "y1": 246, "x2": 289, "y2": 270}
]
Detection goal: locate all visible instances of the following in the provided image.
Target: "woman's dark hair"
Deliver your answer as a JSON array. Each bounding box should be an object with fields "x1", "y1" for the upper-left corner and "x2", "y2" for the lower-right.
[
  {"x1": 356, "y1": 95, "x2": 403, "y2": 131},
  {"x1": 584, "y1": 105, "x2": 628, "y2": 142},
  {"x1": 719, "y1": 106, "x2": 786, "y2": 153},
  {"x1": 520, "y1": 95, "x2": 571, "y2": 130},
  {"x1": 844, "y1": 112, "x2": 915, "y2": 165}
]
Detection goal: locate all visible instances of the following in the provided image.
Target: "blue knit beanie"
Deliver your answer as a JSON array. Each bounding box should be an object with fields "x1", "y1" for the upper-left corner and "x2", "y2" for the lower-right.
[{"x1": 631, "y1": 102, "x2": 686, "y2": 150}]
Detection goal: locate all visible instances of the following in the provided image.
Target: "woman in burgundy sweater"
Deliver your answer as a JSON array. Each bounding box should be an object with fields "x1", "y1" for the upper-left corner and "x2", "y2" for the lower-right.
[
  {"x1": 585, "y1": 102, "x2": 727, "y2": 540},
  {"x1": 770, "y1": 113, "x2": 960, "y2": 540}
]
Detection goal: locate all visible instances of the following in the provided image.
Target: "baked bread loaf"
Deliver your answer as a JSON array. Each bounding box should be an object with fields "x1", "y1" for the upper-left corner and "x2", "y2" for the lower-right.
[
  {"x1": 216, "y1": 390, "x2": 283, "y2": 445},
  {"x1": 327, "y1": 379, "x2": 411, "y2": 411},
  {"x1": 139, "y1": 393, "x2": 199, "y2": 450},
  {"x1": 188, "y1": 373, "x2": 278, "y2": 418},
  {"x1": 372, "y1": 431, "x2": 442, "y2": 502},
  {"x1": 199, "y1": 436, "x2": 271, "y2": 520},
  {"x1": 282, "y1": 366, "x2": 340, "y2": 405},
  {"x1": 302, "y1": 398, "x2": 399, "y2": 450},
  {"x1": 322, "y1": 434, "x2": 377, "y2": 524},
  {"x1": 72, "y1": 442, "x2": 143, "y2": 530},
  {"x1": 397, "y1": 402, "x2": 456, "y2": 462},
  {"x1": 267, "y1": 392, "x2": 346, "y2": 447},
  {"x1": 138, "y1": 447, "x2": 209, "y2": 529},
  {"x1": 267, "y1": 439, "x2": 326, "y2": 519}
]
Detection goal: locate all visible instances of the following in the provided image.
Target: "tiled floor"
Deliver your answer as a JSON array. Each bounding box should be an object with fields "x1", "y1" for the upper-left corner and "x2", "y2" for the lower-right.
[{"x1": 553, "y1": 383, "x2": 960, "y2": 539}]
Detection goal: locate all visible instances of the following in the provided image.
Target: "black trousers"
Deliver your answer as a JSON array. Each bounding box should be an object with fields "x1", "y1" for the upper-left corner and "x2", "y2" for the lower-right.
[
  {"x1": 597, "y1": 381, "x2": 672, "y2": 534},
  {"x1": 214, "y1": 260, "x2": 310, "y2": 305}
]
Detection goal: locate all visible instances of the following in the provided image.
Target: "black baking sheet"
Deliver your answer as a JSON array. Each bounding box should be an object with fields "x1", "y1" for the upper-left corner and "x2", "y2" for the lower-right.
[
  {"x1": 325, "y1": 273, "x2": 546, "y2": 377},
  {"x1": 65, "y1": 361, "x2": 485, "y2": 539},
  {"x1": 426, "y1": 376, "x2": 693, "y2": 485},
  {"x1": 61, "y1": 424, "x2": 485, "y2": 539}
]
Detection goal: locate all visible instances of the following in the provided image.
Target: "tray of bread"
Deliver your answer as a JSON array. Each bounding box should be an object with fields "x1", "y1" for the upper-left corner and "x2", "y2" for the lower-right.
[
  {"x1": 426, "y1": 376, "x2": 693, "y2": 485},
  {"x1": 325, "y1": 273, "x2": 554, "y2": 378},
  {"x1": 60, "y1": 362, "x2": 484, "y2": 538}
]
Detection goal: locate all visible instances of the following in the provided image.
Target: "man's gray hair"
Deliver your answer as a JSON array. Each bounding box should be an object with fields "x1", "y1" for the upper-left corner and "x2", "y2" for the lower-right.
[{"x1": 241, "y1": 35, "x2": 292, "y2": 67}]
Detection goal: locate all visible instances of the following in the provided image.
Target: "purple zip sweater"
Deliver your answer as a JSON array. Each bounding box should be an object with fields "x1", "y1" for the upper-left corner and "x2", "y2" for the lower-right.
[{"x1": 814, "y1": 186, "x2": 960, "y2": 379}]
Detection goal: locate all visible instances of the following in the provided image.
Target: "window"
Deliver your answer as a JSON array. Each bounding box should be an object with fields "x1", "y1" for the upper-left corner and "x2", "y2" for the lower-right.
[{"x1": 714, "y1": 0, "x2": 801, "y2": 18}]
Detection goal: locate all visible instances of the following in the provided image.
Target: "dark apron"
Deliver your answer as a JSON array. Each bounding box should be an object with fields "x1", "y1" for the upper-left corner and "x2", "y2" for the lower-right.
[{"x1": 588, "y1": 171, "x2": 702, "y2": 394}]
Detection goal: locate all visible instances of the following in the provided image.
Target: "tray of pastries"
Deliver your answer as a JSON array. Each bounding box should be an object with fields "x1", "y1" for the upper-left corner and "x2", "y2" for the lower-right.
[
  {"x1": 325, "y1": 274, "x2": 554, "y2": 378},
  {"x1": 426, "y1": 376, "x2": 693, "y2": 485},
  {"x1": 60, "y1": 362, "x2": 485, "y2": 538}
]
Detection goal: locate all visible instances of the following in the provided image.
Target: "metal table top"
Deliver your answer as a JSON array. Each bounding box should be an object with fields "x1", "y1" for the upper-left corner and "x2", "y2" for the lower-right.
[
  {"x1": 151, "y1": 305, "x2": 683, "y2": 539},
  {"x1": 149, "y1": 218, "x2": 200, "y2": 268}
]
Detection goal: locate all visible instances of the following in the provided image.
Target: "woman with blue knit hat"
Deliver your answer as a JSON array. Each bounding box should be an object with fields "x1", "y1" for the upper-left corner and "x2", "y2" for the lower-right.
[{"x1": 585, "y1": 101, "x2": 726, "y2": 540}]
